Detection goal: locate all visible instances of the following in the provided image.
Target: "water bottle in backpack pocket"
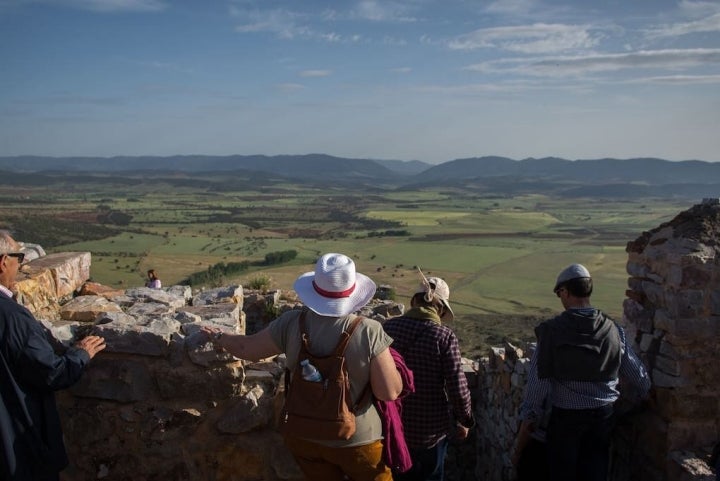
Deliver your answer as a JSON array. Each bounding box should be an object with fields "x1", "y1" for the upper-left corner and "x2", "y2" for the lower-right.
[{"x1": 300, "y1": 359, "x2": 322, "y2": 382}]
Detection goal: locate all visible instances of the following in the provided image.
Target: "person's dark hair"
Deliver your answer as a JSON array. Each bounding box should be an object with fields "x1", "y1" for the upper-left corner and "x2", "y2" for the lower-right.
[
  {"x1": 147, "y1": 269, "x2": 158, "y2": 280},
  {"x1": 411, "y1": 292, "x2": 447, "y2": 316},
  {"x1": 562, "y1": 277, "x2": 593, "y2": 297}
]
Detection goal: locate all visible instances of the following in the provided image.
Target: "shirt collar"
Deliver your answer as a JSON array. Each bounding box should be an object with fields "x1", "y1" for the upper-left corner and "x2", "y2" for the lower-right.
[{"x1": 0, "y1": 284, "x2": 14, "y2": 299}]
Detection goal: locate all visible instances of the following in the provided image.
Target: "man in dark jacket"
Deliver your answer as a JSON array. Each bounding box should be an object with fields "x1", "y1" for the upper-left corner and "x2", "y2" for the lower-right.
[
  {"x1": 0, "y1": 230, "x2": 106, "y2": 481},
  {"x1": 515, "y1": 263, "x2": 651, "y2": 481}
]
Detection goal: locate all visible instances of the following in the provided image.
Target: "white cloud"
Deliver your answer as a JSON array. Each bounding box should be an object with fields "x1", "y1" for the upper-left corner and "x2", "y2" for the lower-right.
[
  {"x1": 230, "y1": 7, "x2": 354, "y2": 43},
  {"x1": 464, "y1": 48, "x2": 720, "y2": 77},
  {"x1": 625, "y1": 74, "x2": 720, "y2": 85},
  {"x1": 484, "y1": 0, "x2": 536, "y2": 16},
  {"x1": 644, "y1": 12, "x2": 720, "y2": 38},
  {"x1": 678, "y1": 0, "x2": 720, "y2": 17},
  {"x1": 448, "y1": 23, "x2": 599, "y2": 54},
  {"x1": 299, "y1": 70, "x2": 332, "y2": 78},
  {"x1": 351, "y1": 0, "x2": 416, "y2": 22},
  {"x1": 232, "y1": 8, "x2": 306, "y2": 39},
  {"x1": 11, "y1": 0, "x2": 167, "y2": 12},
  {"x1": 276, "y1": 83, "x2": 305, "y2": 92},
  {"x1": 382, "y1": 35, "x2": 408, "y2": 46}
]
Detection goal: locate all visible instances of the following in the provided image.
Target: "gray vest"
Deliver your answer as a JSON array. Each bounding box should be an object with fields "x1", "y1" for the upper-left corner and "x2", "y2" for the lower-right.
[{"x1": 535, "y1": 309, "x2": 622, "y2": 382}]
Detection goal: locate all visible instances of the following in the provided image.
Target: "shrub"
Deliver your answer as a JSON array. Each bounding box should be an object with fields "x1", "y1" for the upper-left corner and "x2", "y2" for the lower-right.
[{"x1": 247, "y1": 275, "x2": 272, "y2": 292}]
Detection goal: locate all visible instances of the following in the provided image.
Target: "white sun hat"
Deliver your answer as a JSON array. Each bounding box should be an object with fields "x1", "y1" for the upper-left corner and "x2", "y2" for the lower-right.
[{"x1": 293, "y1": 253, "x2": 376, "y2": 317}]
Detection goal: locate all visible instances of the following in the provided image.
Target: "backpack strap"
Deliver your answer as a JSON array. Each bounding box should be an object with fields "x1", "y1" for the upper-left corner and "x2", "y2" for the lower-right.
[
  {"x1": 298, "y1": 307, "x2": 312, "y2": 355},
  {"x1": 334, "y1": 315, "x2": 363, "y2": 356}
]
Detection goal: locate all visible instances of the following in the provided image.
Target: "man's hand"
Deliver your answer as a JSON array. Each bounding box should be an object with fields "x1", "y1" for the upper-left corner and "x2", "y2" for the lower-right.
[
  {"x1": 455, "y1": 423, "x2": 470, "y2": 441},
  {"x1": 75, "y1": 335, "x2": 106, "y2": 359}
]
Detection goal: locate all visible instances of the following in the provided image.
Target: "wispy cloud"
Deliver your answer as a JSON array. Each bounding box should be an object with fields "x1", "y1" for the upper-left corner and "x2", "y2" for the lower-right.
[
  {"x1": 299, "y1": 70, "x2": 331, "y2": 78},
  {"x1": 484, "y1": 0, "x2": 536, "y2": 16},
  {"x1": 276, "y1": 83, "x2": 305, "y2": 92},
  {"x1": 230, "y1": 6, "x2": 349, "y2": 43},
  {"x1": 448, "y1": 23, "x2": 599, "y2": 54},
  {"x1": 644, "y1": 12, "x2": 720, "y2": 39},
  {"x1": 3, "y1": 0, "x2": 167, "y2": 12},
  {"x1": 232, "y1": 8, "x2": 308, "y2": 39},
  {"x1": 678, "y1": 0, "x2": 720, "y2": 17},
  {"x1": 625, "y1": 74, "x2": 720, "y2": 85},
  {"x1": 464, "y1": 48, "x2": 720, "y2": 77},
  {"x1": 350, "y1": 0, "x2": 417, "y2": 22}
]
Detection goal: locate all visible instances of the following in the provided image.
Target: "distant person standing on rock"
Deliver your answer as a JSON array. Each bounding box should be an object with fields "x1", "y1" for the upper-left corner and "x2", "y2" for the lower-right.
[
  {"x1": 515, "y1": 263, "x2": 651, "y2": 481},
  {"x1": 382, "y1": 270, "x2": 474, "y2": 481},
  {"x1": 145, "y1": 269, "x2": 162, "y2": 288},
  {"x1": 0, "y1": 230, "x2": 106, "y2": 481}
]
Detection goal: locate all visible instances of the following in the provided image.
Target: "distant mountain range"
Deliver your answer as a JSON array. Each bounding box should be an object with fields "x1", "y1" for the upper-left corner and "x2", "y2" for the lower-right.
[{"x1": 1, "y1": 154, "x2": 719, "y2": 198}]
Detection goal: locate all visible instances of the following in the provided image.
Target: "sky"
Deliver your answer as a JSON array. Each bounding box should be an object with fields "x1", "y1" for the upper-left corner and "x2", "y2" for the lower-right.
[{"x1": 1, "y1": 0, "x2": 719, "y2": 164}]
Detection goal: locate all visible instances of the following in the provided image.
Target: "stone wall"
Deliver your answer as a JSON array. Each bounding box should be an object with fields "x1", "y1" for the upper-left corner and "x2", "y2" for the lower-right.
[{"x1": 618, "y1": 198, "x2": 720, "y2": 481}]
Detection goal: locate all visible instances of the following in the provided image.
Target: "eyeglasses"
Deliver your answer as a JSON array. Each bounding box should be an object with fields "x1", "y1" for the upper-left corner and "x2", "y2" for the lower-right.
[
  {"x1": 3, "y1": 252, "x2": 25, "y2": 264},
  {"x1": 555, "y1": 287, "x2": 565, "y2": 298}
]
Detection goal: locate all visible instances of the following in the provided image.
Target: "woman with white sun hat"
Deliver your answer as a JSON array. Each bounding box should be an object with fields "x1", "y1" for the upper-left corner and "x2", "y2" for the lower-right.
[{"x1": 204, "y1": 252, "x2": 402, "y2": 481}]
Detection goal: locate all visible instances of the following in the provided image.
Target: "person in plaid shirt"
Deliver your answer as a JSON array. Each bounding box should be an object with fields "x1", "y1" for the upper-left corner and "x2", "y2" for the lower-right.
[{"x1": 383, "y1": 272, "x2": 474, "y2": 481}]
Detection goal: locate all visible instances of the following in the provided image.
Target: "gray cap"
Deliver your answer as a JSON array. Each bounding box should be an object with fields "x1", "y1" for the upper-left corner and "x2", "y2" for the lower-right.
[{"x1": 554, "y1": 263, "x2": 591, "y2": 292}]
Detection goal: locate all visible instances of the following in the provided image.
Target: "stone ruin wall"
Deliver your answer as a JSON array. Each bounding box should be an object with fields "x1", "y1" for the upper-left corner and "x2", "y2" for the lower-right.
[
  {"x1": 12, "y1": 199, "x2": 720, "y2": 481},
  {"x1": 619, "y1": 199, "x2": 720, "y2": 481}
]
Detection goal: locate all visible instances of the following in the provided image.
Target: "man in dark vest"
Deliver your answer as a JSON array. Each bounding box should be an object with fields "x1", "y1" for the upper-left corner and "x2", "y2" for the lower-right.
[{"x1": 514, "y1": 263, "x2": 651, "y2": 481}]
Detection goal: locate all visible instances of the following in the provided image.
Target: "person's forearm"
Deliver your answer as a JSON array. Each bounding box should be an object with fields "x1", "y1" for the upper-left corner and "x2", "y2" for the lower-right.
[{"x1": 211, "y1": 328, "x2": 281, "y2": 361}]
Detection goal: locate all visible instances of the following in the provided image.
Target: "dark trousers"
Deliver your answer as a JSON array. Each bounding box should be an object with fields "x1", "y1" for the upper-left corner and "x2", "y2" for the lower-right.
[
  {"x1": 547, "y1": 405, "x2": 614, "y2": 481},
  {"x1": 393, "y1": 437, "x2": 449, "y2": 481},
  {"x1": 516, "y1": 437, "x2": 549, "y2": 481}
]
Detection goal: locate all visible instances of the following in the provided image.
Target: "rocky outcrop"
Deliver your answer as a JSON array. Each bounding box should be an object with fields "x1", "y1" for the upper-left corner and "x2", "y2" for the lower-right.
[{"x1": 15, "y1": 251, "x2": 91, "y2": 320}]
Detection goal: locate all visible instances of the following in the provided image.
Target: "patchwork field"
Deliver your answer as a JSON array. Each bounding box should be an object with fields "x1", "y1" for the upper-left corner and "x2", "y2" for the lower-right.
[{"x1": 2, "y1": 180, "x2": 690, "y2": 358}]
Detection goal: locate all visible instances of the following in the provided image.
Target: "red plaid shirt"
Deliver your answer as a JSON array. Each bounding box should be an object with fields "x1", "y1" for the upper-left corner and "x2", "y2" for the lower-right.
[{"x1": 383, "y1": 307, "x2": 474, "y2": 449}]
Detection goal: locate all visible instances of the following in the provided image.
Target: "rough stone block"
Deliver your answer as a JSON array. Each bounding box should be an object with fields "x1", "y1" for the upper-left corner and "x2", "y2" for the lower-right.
[
  {"x1": 60, "y1": 295, "x2": 123, "y2": 322},
  {"x1": 652, "y1": 368, "x2": 688, "y2": 388},
  {"x1": 154, "y1": 363, "x2": 243, "y2": 400},
  {"x1": 192, "y1": 285, "x2": 244, "y2": 307},
  {"x1": 655, "y1": 354, "x2": 682, "y2": 376},
  {"x1": 22, "y1": 252, "x2": 91, "y2": 299},
  {"x1": 655, "y1": 390, "x2": 719, "y2": 419},
  {"x1": 667, "y1": 289, "x2": 706, "y2": 319},
  {"x1": 216, "y1": 386, "x2": 273, "y2": 434},
  {"x1": 71, "y1": 357, "x2": 154, "y2": 402},
  {"x1": 93, "y1": 316, "x2": 174, "y2": 357},
  {"x1": 666, "y1": 420, "x2": 718, "y2": 452}
]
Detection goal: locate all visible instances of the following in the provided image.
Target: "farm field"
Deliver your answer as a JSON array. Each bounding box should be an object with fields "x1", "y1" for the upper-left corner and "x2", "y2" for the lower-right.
[{"x1": 1, "y1": 180, "x2": 691, "y2": 358}]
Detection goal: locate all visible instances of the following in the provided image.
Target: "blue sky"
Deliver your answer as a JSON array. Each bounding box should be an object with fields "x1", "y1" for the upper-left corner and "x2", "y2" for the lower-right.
[{"x1": 1, "y1": 0, "x2": 719, "y2": 164}]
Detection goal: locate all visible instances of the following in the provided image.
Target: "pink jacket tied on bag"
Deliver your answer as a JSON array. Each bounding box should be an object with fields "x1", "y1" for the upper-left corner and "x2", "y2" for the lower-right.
[{"x1": 375, "y1": 347, "x2": 415, "y2": 473}]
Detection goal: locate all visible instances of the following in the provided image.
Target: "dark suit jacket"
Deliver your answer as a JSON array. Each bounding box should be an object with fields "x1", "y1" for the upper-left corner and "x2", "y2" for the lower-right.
[{"x1": 0, "y1": 293, "x2": 90, "y2": 480}]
